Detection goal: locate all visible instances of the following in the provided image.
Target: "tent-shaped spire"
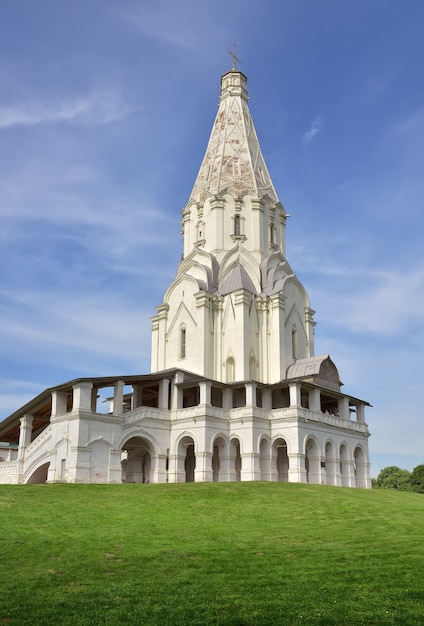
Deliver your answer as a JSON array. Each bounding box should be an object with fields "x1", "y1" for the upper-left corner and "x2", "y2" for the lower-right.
[{"x1": 190, "y1": 69, "x2": 279, "y2": 204}]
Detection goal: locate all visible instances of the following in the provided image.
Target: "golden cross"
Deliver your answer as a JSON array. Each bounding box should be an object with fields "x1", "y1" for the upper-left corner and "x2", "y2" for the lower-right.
[{"x1": 228, "y1": 43, "x2": 241, "y2": 70}]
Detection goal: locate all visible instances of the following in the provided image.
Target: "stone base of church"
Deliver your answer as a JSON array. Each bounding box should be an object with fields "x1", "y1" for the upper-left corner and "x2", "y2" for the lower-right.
[{"x1": 0, "y1": 369, "x2": 371, "y2": 488}]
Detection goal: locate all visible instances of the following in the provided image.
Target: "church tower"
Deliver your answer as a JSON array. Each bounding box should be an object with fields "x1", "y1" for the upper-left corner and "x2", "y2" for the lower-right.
[
  {"x1": 0, "y1": 62, "x2": 371, "y2": 488},
  {"x1": 151, "y1": 68, "x2": 316, "y2": 384}
]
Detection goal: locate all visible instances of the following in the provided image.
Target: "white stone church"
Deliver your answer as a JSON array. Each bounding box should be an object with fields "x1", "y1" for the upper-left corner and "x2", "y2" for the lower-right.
[{"x1": 0, "y1": 67, "x2": 371, "y2": 487}]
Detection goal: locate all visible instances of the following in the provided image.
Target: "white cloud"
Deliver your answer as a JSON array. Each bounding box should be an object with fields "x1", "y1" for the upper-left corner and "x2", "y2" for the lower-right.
[
  {"x1": 309, "y1": 265, "x2": 424, "y2": 336},
  {"x1": 302, "y1": 116, "x2": 323, "y2": 144},
  {"x1": 0, "y1": 288, "x2": 152, "y2": 370},
  {"x1": 0, "y1": 90, "x2": 134, "y2": 129}
]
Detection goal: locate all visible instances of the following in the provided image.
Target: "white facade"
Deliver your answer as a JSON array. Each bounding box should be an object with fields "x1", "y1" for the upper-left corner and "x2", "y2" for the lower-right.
[{"x1": 0, "y1": 68, "x2": 371, "y2": 487}]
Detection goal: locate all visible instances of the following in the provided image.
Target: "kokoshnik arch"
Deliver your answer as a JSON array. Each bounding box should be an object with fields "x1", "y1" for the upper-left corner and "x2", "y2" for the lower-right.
[{"x1": 0, "y1": 65, "x2": 371, "y2": 487}]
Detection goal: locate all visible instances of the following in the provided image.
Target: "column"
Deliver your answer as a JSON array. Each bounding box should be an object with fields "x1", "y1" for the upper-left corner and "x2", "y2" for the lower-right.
[
  {"x1": 194, "y1": 451, "x2": 213, "y2": 482},
  {"x1": 131, "y1": 384, "x2": 143, "y2": 410},
  {"x1": 308, "y1": 388, "x2": 321, "y2": 413},
  {"x1": 214, "y1": 296, "x2": 223, "y2": 381},
  {"x1": 113, "y1": 380, "x2": 125, "y2": 416},
  {"x1": 338, "y1": 396, "x2": 350, "y2": 420},
  {"x1": 17, "y1": 414, "x2": 34, "y2": 461},
  {"x1": 288, "y1": 452, "x2": 307, "y2": 483},
  {"x1": 108, "y1": 449, "x2": 123, "y2": 483},
  {"x1": 51, "y1": 390, "x2": 68, "y2": 418},
  {"x1": 245, "y1": 382, "x2": 257, "y2": 407},
  {"x1": 150, "y1": 454, "x2": 168, "y2": 483},
  {"x1": 199, "y1": 380, "x2": 212, "y2": 405},
  {"x1": 356, "y1": 404, "x2": 365, "y2": 424},
  {"x1": 257, "y1": 297, "x2": 269, "y2": 384},
  {"x1": 240, "y1": 452, "x2": 260, "y2": 481},
  {"x1": 159, "y1": 378, "x2": 170, "y2": 409},
  {"x1": 222, "y1": 388, "x2": 233, "y2": 410},
  {"x1": 72, "y1": 382, "x2": 94, "y2": 412},
  {"x1": 170, "y1": 378, "x2": 183, "y2": 410},
  {"x1": 261, "y1": 388, "x2": 272, "y2": 411},
  {"x1": 289, "y1": 383, "x2": 301, "y2": 407}
]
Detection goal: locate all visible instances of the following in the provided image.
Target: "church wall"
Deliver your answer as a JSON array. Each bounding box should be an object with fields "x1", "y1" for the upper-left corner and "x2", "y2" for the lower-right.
[{"x1": 4, "y1": 391, "x2": 370, "y2": 486}]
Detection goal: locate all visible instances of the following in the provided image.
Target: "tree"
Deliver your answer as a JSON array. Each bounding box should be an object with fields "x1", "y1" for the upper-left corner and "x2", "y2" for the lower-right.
[
  {"x1": 375, "y1": 466, "x2": 413, "y2": 491},
  {"x1": 411, "y1": 464, "x2": 424, "y2": 493}
]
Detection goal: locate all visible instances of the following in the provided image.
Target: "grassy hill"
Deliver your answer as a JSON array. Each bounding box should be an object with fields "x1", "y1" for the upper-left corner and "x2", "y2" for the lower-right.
[{"x1": 1, "y1": 482, "x2": 423, "y2": 625}]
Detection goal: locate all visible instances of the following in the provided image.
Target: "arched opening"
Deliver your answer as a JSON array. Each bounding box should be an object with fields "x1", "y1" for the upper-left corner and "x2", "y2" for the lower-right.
[
  {"x1": 354, "y1": 446, "x2": 367, "y2": 488},
  {"x1": 305, "y1": 438, "x2": 320, "y2": 484},
  {"x1": 26, "y1": 462, "x2": 50, "y2": 484},
  {"x1": 212, "y1": 436, "x2": 226, "y2": 482},
  {"x1": 230, "y1": 438, "x2": 241, "y2": 481},
  {"x1": 122, "y1": 437, "x2": 152, "y2": 483},
  {"x1": 273, "y1": 438, "x2": 289, "y2": 482},
  {"x1": 324, "y1": 441, "x2": 337, "y2": 486},
  {"x1": 234, "y1": 214, "x2": 241, "y2": 236},
  {"x1": 184, "y1": 443, "x2": 196, "y2": 483},
  {"x1": 340, "y1": 444, "x2": 350, "y2": 487},
  {"x1": 259, "y1": 438, "x2": 270, "y2": 480},
  {"x1": 175, "y1": 436, "x2": 196, "y2": 483}
]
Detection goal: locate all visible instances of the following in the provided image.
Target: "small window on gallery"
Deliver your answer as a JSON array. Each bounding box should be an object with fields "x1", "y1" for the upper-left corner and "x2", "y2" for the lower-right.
[{"x1": 180, "y1": 326, "x2": 186, "y2": 359}]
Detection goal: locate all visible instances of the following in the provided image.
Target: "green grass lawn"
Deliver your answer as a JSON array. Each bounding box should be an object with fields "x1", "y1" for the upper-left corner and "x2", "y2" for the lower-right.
[{"x1": 0, "y1": 482, "x2": 423, "y2": 625}]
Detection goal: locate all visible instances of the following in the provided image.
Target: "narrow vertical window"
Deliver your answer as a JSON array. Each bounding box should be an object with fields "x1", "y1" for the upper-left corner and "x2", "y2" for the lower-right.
[
  {"x1": 180, "y1": 326, "x2": 186, "y2": 359},
  {"x1": 234, "y1": 214, "x2": 241, "y2": 236},
  {"x1": 226, "y1": 357, "x2": 235, "y2": 383},
  {"x1": 258, "y1": 165, "x2": 265, "y2": 185},
  {"x1": 291, "y1": 325, "x2": 298, "y2": 360}
]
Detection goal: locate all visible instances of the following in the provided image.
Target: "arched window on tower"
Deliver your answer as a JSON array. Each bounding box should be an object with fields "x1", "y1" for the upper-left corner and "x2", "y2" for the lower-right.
[
  {"x1": 180, "y1": 326, "x2": 186, "y2": 359},
  {"x1": 197, "y1": 221, "x2": 205, "y2": 241},
  {"x1": 269, "y1": 223, "x2": 277, "y2": 246},
  {"x1": 226, "y1": 357, "x2": 235, "y2": 383},
  {"x1": 249, "y1": 354, "x2": 257, "y2": 379},
  {"x1": 234, "y1": 214, "x2": 241, "y2": 236}
]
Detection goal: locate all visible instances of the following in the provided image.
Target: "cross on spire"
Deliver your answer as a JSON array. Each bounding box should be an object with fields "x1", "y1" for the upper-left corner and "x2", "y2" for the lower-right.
[{"x1": 228, "y1": 43, "x2": 241, "y2": 70}]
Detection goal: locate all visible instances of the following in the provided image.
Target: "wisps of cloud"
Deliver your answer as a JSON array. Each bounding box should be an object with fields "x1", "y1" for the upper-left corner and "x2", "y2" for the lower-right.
[
  {"x1": 302, "y1": 116, "x2": 323, "y2": 145},
  {"x1": 0, "y1": 90, "x2": 135, "y2": 130},
  {"x1": 115, "y1": 5, "x2": 195, "y2": 49},
  {"x1": 307, "y1": 261, "x2": 424, "y2": 337}
]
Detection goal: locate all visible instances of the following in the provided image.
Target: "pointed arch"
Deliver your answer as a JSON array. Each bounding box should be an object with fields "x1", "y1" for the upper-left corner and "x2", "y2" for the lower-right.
[
  {"x1": 249, "y1": 349, "x2": 257, "y2": 379},
  {"x1": 226, "y1": 355, "x2": 235, "y2": 383},
  {"x1": 219, "y1": 245, "x2": 261, "y2": 294}
]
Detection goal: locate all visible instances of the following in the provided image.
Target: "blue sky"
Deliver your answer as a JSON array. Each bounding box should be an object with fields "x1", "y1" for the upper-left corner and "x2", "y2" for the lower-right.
[{"x1": 1, "y1": 0, "x2": 423, "y2": 477}]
